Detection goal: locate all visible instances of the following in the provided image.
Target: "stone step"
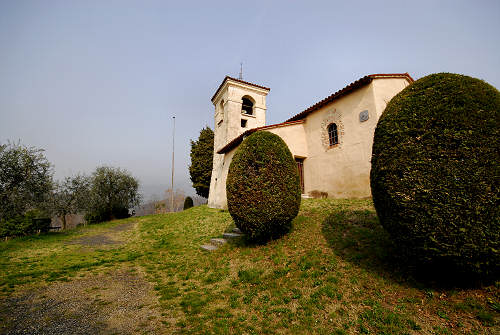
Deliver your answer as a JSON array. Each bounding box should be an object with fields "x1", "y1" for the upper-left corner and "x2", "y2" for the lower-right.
[
  {"x1": 222, "y1": 232, "x2": 244, "y2": 239},
  {"x1": 200, "y1": 244, "x2": 218, "y2": 252},
  {"x1": 210, "y1": 238, "x2": 227, "y2": 246},
  {"x1": 232, "y1": 227, "x2": 241, "y2": 233}
]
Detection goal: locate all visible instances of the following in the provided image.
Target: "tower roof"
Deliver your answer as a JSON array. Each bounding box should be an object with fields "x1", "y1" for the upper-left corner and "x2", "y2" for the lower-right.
[{"x1": 211, "y1": 76, "x2": 270, "y2": 102}]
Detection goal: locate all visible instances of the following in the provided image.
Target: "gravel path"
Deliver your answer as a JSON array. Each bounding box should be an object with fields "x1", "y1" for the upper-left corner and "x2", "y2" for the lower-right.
[
  {"x1": 0, "y1": 223, "x2": 166, "y2": 335},
  {"x1": 1, "y1": 268, "x2": 164, "y2": 334},
  {"x1": 66, "y1": 222, "x2": 136, "y2": 247}
]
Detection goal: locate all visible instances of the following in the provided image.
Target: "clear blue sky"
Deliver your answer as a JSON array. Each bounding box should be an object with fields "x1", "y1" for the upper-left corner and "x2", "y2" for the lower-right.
[{"x1": 1, "y1": 0, "x2": 499, "y2": 200}]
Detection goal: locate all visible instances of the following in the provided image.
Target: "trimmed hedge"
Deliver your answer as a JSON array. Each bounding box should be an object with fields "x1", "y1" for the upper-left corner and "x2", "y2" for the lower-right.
[
  {"x1": 226, "y1": 131, "x2": 301, "y2": 241},
  {"x1": 370, "y1": 73, "x2": 500, "y2": 280},
  {"x1": 183, "y1": 196, "x2": 194, "y2": 210},
  {"x1": 0, "y1": 210, "x2": 51, "y2": 238}
]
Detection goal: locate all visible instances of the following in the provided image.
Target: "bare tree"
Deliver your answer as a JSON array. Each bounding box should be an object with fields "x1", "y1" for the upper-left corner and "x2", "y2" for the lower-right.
[
  {"x1": 135, "y1": 194, "x2": 161, "y2": 216},
  {"x1": 135, "y1": 190, "x2": 205, "y2": 216},
  {"x1": 164, "y1": 188, "x2": 186, "y2": 212},
  {"x1": 50, "y1": 174, "x2": 90, "y2": 230},
  {"x1": 192, "y1": 195, "x2": 207, "y2": 206}
]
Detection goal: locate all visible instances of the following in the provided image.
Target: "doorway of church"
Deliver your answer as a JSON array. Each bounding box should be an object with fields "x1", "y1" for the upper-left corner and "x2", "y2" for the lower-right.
[{"x1": 295, "y1": 158, "x2": 305, "y2": 194}]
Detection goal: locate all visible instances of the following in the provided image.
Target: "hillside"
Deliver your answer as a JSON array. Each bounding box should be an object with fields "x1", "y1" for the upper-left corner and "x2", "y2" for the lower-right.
[{"x1": 0, "y1": 199, "x2": 498, "y2": 334}]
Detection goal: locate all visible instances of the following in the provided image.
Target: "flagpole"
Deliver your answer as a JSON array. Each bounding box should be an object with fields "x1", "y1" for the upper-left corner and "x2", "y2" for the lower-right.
[{"x1": 171, "y1": 116, "x2": 175, "y2": 212}]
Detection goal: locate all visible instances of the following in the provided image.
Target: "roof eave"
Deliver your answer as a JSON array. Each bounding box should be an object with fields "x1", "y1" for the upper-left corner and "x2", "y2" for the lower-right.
[
  {"x1": 211, "y1": 76, "x2": 270, "y2": 103},
  {"x1": 216, "y1": 120, "x2": 305, "y2": 154},
  {"x1": 286, "y1": 73, "x2": 413, "y2": 122}
]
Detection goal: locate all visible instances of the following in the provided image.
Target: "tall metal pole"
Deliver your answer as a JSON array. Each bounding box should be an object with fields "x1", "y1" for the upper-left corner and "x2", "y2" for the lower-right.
[{"x1": 171, "y1": 116, "x2": 175, "y2": 212}]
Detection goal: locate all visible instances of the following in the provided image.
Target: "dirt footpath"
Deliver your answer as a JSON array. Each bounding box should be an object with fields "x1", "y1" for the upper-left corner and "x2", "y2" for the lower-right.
[
  {"x1": 65, "y1": 222, "x2": 136, "y2": 247},
  {"x1": 0, "y1": 223, "x2": 166, "y2": 335},
  {"x1": 1, "y1": 268, "x2": 164, "y2": 335}
]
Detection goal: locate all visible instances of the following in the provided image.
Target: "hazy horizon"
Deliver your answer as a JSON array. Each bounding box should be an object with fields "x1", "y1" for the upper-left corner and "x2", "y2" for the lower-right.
[{"x1": 1, "y1": 0, "x2": 499, "y2": 200}]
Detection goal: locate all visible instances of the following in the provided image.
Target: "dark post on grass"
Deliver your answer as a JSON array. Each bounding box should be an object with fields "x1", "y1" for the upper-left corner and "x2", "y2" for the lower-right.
[{"x1": 370, "y1": 73, "x2": 500, "y2": 283}]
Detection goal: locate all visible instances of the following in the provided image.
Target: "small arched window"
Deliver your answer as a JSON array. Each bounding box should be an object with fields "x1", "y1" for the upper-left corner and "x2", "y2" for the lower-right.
[
  {"x1": 241, "y1": 97, "x2": 254, "y2": 115},
  {"x1": 328, "y1": 123, "x2": 338, "y2": 146}
]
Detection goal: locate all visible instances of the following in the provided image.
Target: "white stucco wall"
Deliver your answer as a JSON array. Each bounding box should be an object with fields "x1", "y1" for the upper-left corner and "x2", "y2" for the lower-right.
[
  {"x1": 371, "y1": 77, "x2": 410, "y2": 118},
  {"x1": 208, "y1": 78, "x2": 269, "y2": 209},
  {"x1": 267, "y1": 122, "x2": 308, "y2": 158},
  {"x1": 299, "y1": 84, "x2": 376, "y2": 198},
  {"x1": 207, "y1": 76, "x2": 412, "y2": 208},
  {"x1": 298, "y1": 77, "x2": 411, "y2": 198},
  {"x1": 209, "y1": 122, "x2": 308, "y2": 209},
  {"x1": 207, "y1": 148, "x2": 236, "y2": 209}
]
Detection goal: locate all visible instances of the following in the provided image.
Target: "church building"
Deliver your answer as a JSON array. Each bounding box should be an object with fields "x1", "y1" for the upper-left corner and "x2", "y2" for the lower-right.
[{"x1": 207, "y1": 73, "x2": 414, "y2": 209}]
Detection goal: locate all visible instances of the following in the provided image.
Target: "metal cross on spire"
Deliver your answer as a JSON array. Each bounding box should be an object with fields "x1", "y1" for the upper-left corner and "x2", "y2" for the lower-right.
[{"x1": 238, "y1": 62, "x2": 243, "y2": 80}]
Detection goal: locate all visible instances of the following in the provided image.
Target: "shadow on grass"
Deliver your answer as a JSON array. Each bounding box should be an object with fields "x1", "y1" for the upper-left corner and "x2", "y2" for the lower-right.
[
  {"x1": 320, "y1": 209, "x2": 486, "y2": 289},
  {"x1": 222, "y1": 221, "x2": 296, "y2": 249},
  {"x1": 321, "y1": 210, "x2": 402, "y2": 277}
]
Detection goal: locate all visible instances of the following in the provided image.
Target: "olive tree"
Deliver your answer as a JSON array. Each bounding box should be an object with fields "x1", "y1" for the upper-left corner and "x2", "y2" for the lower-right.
[
  {"x1": 51, "y1": 174, "x2": 91, "y2": 229},
  {"x1": 0, "y1": 141, "x2": 53, "y2": 222},
  {"x1": 85, "y1": 166, "x2": 141, "y2": 223}
]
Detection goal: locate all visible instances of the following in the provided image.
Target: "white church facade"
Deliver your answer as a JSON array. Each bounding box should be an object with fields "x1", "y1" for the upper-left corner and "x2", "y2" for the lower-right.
[{"x1": 207, "y1": 73, "x2": 414, "y2": 209}]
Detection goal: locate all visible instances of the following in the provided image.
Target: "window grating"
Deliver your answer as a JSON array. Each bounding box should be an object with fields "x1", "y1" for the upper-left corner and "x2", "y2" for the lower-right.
[{"x1": 328, "y1": 123, "x2": 338, "y2": 146}]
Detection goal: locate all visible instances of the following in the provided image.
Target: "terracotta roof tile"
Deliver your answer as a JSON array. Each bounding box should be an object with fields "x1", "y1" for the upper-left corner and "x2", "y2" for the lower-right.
[
  {"x1": 286, "y1": 73, "x2": 413, "y2": 122},
  {"x1": 217, "y1": 120, "x2": 305, "y2": 154},
  {"x1": 211, "y1": 76, "x2": 270, "y2": 102}
]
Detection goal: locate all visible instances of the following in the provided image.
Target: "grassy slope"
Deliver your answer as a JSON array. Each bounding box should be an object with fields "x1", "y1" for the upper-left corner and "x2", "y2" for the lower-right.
[{"x1": 0, "y1": 199, "x2": 498, "y2": 334}]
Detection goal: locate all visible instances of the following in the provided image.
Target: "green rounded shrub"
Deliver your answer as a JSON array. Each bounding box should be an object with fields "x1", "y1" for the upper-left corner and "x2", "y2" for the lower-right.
[
  {"x1": 0, "y1": 209, "x2": 51, "y2": 237},
  {"x1": 370, "y1": 73, "x2": 500, "y2": 280},
  {"x1": 226, "y1": 131, "x2": 301, "y2": 241},
  {"x1": 183, "y1": 196, "x2": 194, "y2": 210}
]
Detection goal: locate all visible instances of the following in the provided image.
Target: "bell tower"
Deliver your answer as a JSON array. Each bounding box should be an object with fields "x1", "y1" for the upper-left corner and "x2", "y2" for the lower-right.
[
  {"x1": 211, "y1": 76, "x2": 270, "y2": 152},
  {"x1": 208, "y1": 76, "x2": 270, "y2": 208}
]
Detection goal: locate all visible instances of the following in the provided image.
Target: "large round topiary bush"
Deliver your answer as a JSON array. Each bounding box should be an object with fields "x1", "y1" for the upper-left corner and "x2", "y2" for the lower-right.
[
  {"x1": 370, "y1": 73, "x2": 500, "y2": 280},
  {"x1": 226, "y1": 131, "x2": 301, "y2": 241}
]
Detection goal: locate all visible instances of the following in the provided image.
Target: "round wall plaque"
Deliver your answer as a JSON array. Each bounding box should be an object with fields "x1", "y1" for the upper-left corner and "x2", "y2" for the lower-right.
[{"x1": 359, "y1": 110, "x2": 369, "y2": 122}]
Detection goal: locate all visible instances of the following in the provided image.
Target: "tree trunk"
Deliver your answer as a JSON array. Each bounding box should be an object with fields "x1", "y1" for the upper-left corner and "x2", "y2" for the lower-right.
[{"x1": 61, "y1": 214, "x2": 67, "y2": 230}]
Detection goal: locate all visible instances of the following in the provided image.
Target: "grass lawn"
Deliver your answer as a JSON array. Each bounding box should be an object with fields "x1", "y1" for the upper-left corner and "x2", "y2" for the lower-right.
[{"x1": 0, "y1": 199, "x2": 498, "y2": 334}]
